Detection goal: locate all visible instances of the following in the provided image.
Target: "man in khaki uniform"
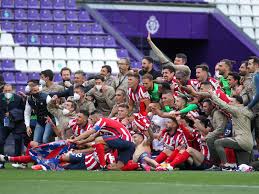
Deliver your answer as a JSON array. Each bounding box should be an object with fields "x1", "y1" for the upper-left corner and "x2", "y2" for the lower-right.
[
  {"x1": 210, "y1": 91, "x2": 254, "y2": 170},
  {"x1": 47, "y1": 95, "x2": 77, "y2": 139},
  {"x1": 202, "y1": 99, "x2": 228, "y2": 165},
  {"x1": 40, "y1": 69, "x2": 64, "y2": 94},
  {"x1": 87, "y1": 75, "x2": 115, "y2": 116},
  {"x1": 111, "y1": 58, "x2": 130, "y2": 93},
  {"x1": 72, "y1": 85, "x2": 96, "y2": 113}
]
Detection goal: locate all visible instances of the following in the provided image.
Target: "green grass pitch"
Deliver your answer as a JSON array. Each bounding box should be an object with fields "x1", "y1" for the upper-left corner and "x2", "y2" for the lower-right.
[{"x1": 0, "y1": 164, "x2": 259, "y2": 194}]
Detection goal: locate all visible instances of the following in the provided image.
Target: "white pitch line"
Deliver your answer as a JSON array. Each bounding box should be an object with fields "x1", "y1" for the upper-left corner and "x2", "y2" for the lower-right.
[{"x1": 5, "y1": 180, "x2": 259, "y2": 189}]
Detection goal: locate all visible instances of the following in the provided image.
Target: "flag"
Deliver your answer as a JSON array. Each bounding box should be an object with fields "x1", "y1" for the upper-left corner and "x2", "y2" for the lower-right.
[{"x1": 29, "y1": 140, "x2": 75, "y2": 171}]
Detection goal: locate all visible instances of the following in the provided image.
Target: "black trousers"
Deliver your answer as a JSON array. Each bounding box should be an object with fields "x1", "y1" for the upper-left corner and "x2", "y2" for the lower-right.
[{"x1": 0, "y1": 122, "x2": 26, "y2": 158}]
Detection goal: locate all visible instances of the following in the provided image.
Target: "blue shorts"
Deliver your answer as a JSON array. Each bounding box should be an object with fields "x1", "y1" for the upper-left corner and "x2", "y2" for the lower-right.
[
  {"x1": 138, "y1": 152, "x2": 151, "y2": 163},
  {"x1": 103, "y1": 135, "x2": 135, "y2": 164},
  {"x1": 63, "y1": 153, "x2": 86, "y2": 170}
]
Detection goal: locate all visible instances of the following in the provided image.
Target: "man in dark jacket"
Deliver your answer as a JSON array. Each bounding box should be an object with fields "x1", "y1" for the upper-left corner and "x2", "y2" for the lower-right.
[
  {"x1": 24, "y1": 83, "x2": 53, "y2": 144},
  {"x1": 0, "y1": 84, "x2": 26, "y2": 169}
]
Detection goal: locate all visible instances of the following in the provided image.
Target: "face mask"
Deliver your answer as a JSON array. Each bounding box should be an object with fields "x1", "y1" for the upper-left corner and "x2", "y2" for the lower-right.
[
  {"x1": 39, "y1": 79, "x2": 46, "y2": 86},
  {"x1": 95, "y1": 85, "x2": 102, "y2": 91},
  {"x1": 39, "y1": 85, "x2": 43, "y2": 92},
  {"x1": 62, "y1": 108, "x2": 70, "y2": 115},
  {"x1": 73, "y1": 93, "x2": 80, "y2": 101},
  {"x1": 5, "y1": 93, "x2": 13, "y2": 99},
  {"x1": 25, "y1": 85, "x2": 31, "y2": 93}
]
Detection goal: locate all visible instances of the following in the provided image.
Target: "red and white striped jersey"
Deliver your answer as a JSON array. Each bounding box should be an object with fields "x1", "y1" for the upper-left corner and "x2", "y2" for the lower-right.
[
  {"x1": 179, "y1": 124, "x2": 210, "y2": 160},
  {"x1": 128, "y1": 85, "x2": 150, "y2": 102},
  {"x1": 189, "y1": 129, "x2": 210, "y2": 161},
  {"x1": 85, "y1": 152, "x2": 116, "y2": 170},
  {"x1": 195, "y1": 132, "x2": 210, "y2": 161},
  {"x1": 128, "y1": 85, "x2": 150, "y2": 115},
  {"x1": 93, "y1": 118, "x2": 132, "y2": 142},
  {"x1": 85, "y1": 153, "x2": 99, "y2": 170},
  {"x1": 187, "y1": 77, "x2": 220, "y2": 91},
  {"x1": 69, "y1": 119, "x2": 92, "y2": 137},
  {"x1": 215, "y1": 89, "x2": 231, "y2": 103},
  {"x1": 111, "y1": 117, "x2": 133, "y2": 133},
  {"x1": 160, "y1": 128, "x2": 187, "y2": 150},
  {"x1": 132, "y1": 113, "x2": 151, "y2": 133}
]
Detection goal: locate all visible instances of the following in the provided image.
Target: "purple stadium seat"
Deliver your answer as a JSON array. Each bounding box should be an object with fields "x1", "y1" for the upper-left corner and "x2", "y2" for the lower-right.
[
  {"x1": 53, "y1": 35, "x2": 66, "y2": 46},
  {"x1": 54, "y1": 23, "x2": 66, "y2": 34},
  {"x1": 14, "y1": 34, "x2": 27, "y2": 45},
  {"x1": 15, "y1": 0, "x2": 27, "y2": 8},
  {"x1": 41, "y1": 23, "x2": 54, "y2": 33},
  {"x1": 78, "y1": 9, "x2": 91, "y2": 22},
  {"x1": 67, "y1": 23, "x2": 79, "y2": 34},
  {"x1": 28, "y1": 10, "x2": 40, "y2": 20},
  {"x1": 105, "y1": 36, "x2": 117, "y2": 47},
  {"x1": 1, "y1": 9, "x2": 14, "y2": 20},
  {"x1": 53, "y1": 10, "x2": 65, "y2": 21},
  {"x1": 54, "y1": 73, "x2": 62, "y2": 82},
  {"x1": 1, "y1": 21, "x2": 14, "y2": 32},
  {"x1": 40, "y1": 10, "x2": 53, "y2": 21},
  {"x1": 79, "y1": 23, "x2": 91, "y2": 34},
  {"x1": 116, "y1": 49, "x2": 129, "y2": 58},
  {"x1": 15, "y1": 21, "x2": 27, "y2": 33},
  {"x1": 16, "y1": 85, "x2": 26, "y2": 92},
  {"x1": 16, "y1": 72, "x2": 28, "y2": 84},
  {"x1": 14, "y1": 9, "x2": 27, "y2": 20},
  {"x1": 27, "y1": 0, "x2": 40, "y2": 9},
  {"x1": 28, "y1": 34, "x2": 40, "y2": 45},
  {"x1": 92, "y1": 36, "x2": 104, "y2": 47},
  {"x1": 28, "y1": 72, "x2": 40, "y2": 80},
  {"x1": 92, "y1": 23, "x2": 104, "y2": 34},
  {"x1": 41, "y1": 34, "x2": 53, "y2": 46},
  {"x1": 66, "y1": 10, "x2": 78, "y2": 21},
  {"x1": 66, "y1": 35, "x2": 79, "y2": 47},
  {"x1": 1, "y1": 0, "x2": 14, "y2": 8},
  {"x1": 53, "y1": 0, "x2": 65, "y2": 9},
  {"x1": 65, "y1": 0, "x2": 77, "y2": 10},
  {"x1": 2, "y1": 60, "x2": 15, "y2": 71},
  {"x1": 3, "y1": 72, "x2": 16, "y2": 84},
  {"x1": 79, "y1": 36, "x2": 92, "y2": 47},
  {"x1": 41, "y1": 0, "x2": 53, "y2": 9},
  {"x1": 28, "y1": 22, "x2": 40, "y2": 33}
]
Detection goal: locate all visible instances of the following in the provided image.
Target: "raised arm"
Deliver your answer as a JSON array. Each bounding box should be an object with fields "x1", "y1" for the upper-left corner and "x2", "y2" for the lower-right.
[
  {"x1": 147, "y1": 33, "x2": 191, "y2": 77},
  {"x1": 209, "y1": 90, "x2": 238, "y2": 116}
]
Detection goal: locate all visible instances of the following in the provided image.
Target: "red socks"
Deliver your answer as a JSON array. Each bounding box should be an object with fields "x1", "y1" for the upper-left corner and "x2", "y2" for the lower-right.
[
  {"x1": 170, "y1": 151, "x2": 190, "y2": 168},
  {"x1": 225, "y1": 148, "x2": 236, "y2": 164},
  {"x1": 9, "y1": 156, "x2": 33, "y2": 163},
  {"x1": 121, "y1": 160, "x2": 139, "y2": 171},
  {"x1": 165, "y1": 149, "x2": 180, "y2": 163},
  {"x1": 155, "y1": 152, "x2": 168, "y2": 163},
  {"x1": 94, "y1": 143, "x2": 106, "y2": 167}
]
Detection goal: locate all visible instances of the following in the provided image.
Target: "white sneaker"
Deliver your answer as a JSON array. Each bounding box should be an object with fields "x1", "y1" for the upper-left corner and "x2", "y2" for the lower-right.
[
  {"x1": 11, "y1": 163, "x2": 27, "y2": 169},
  {"x1": 0, "y1": 154, "x2": 7, "y2": 162},
  {"x1": 167, "y1": 165, "x2": 174, "y2": 171},
  {"x1": 0, "y1": 163, "x2": 5, "y2": 169}
]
